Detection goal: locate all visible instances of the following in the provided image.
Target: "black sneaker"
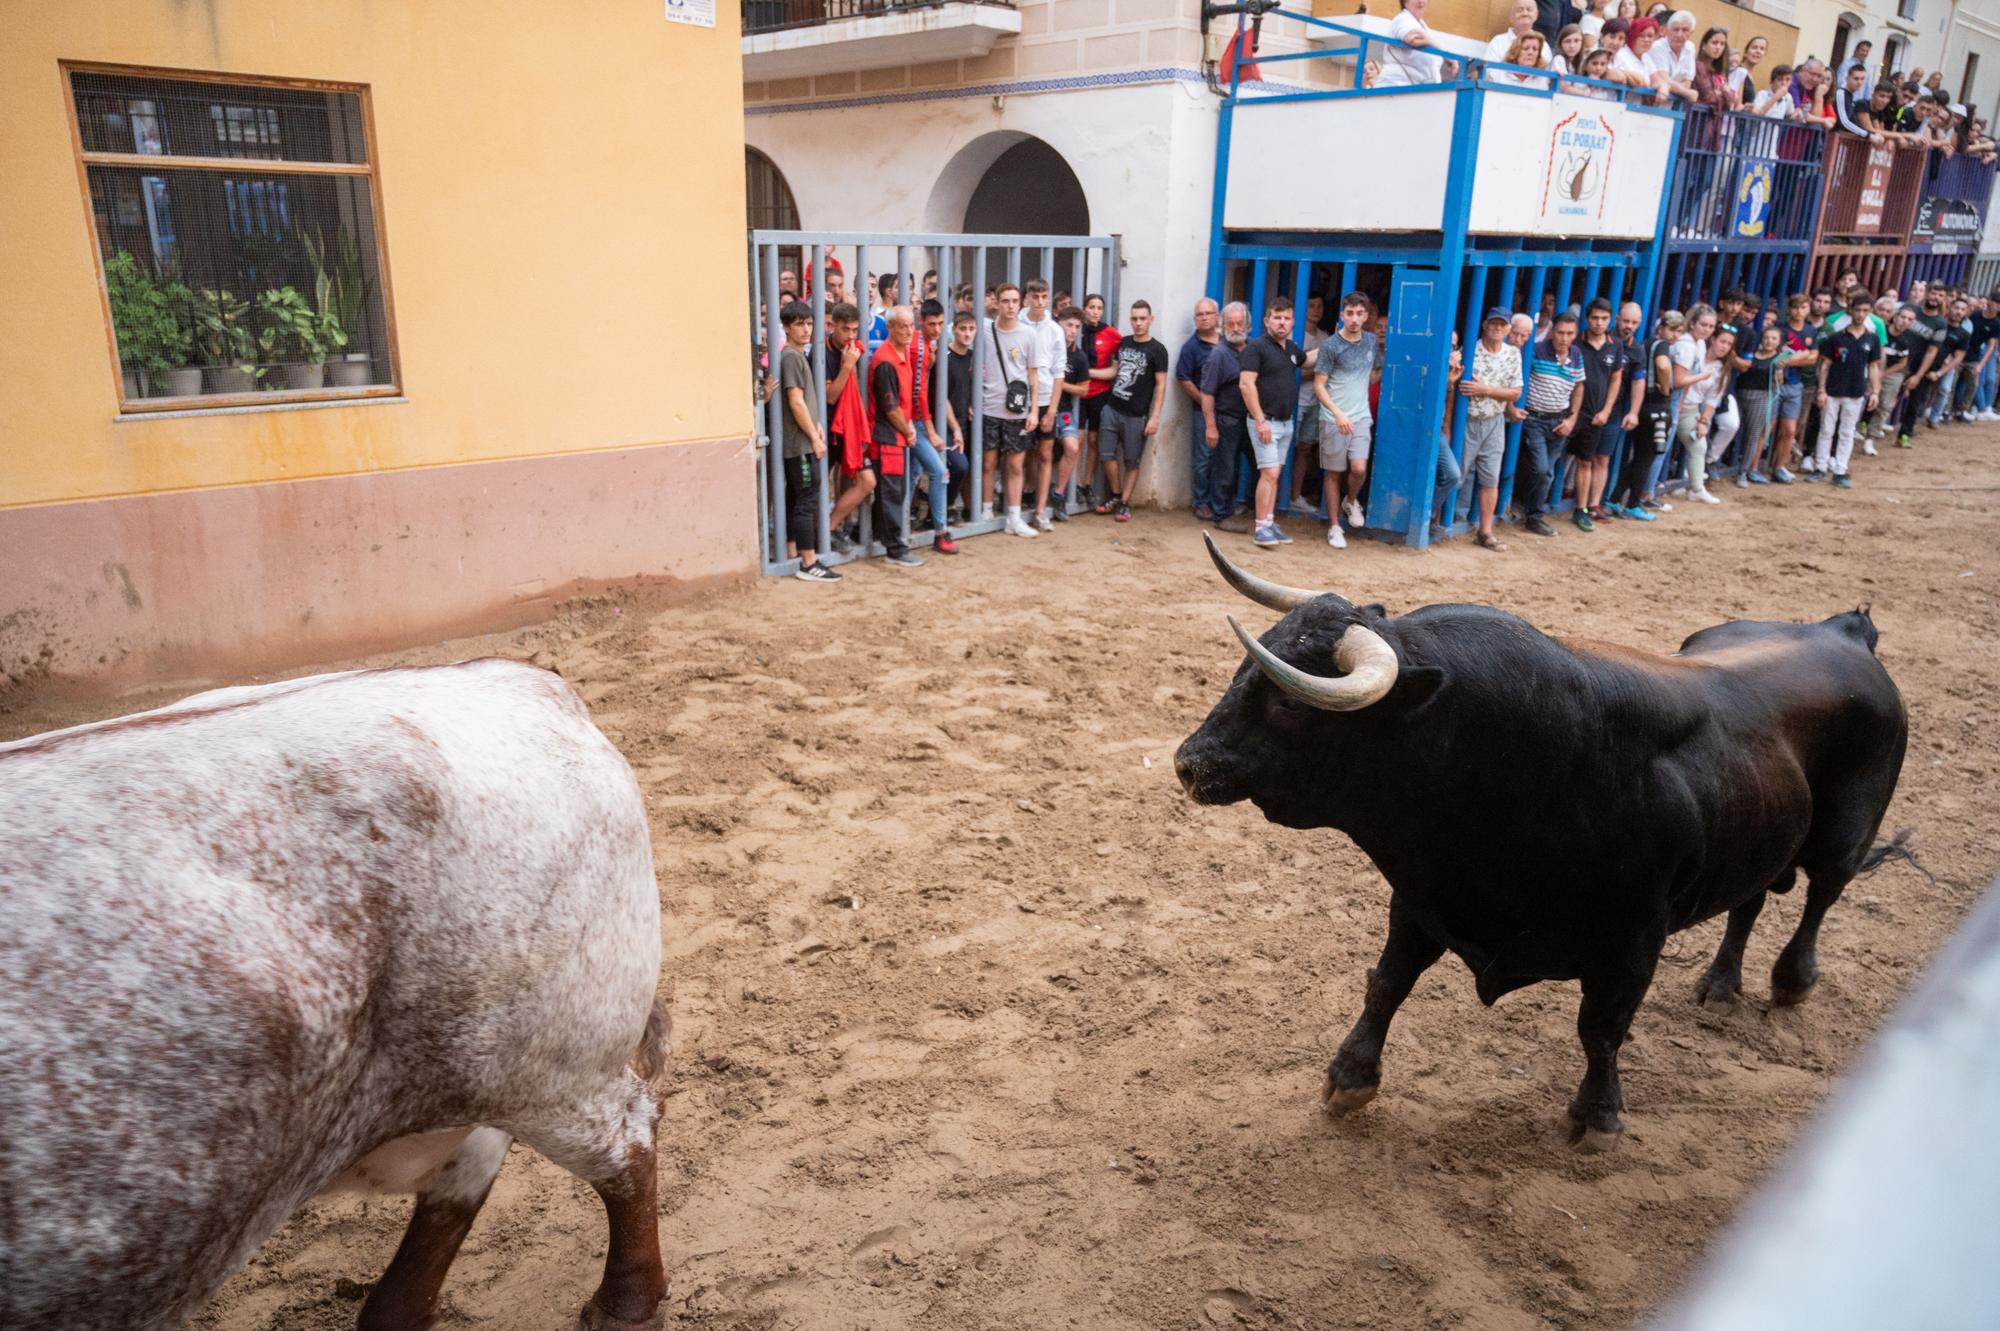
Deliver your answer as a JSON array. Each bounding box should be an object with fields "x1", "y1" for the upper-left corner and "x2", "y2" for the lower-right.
[
  {"x1": 794, "y1": 562, "x2": 841, "y2": 582},
  {"x1": 830, "y1": 531, "x2": 857, "y2": 555},
  {"x1": 882, "y1": 551, "x2": 925, "y2": 567},
  {"x1": 1526, "y1": 517, "x2": 1556, "y2": 537}
]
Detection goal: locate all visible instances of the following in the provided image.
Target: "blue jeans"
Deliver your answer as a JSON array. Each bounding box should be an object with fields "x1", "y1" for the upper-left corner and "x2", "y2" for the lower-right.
[
  {"x1": 1928, "y1": 369, "x2": 1956, "y2": 423},
  {"x1": 1206, "y1": 416, "x2": 1248, "y2": 519},
  {"x1": 1517, "y1": 414, "x2": 1561, "y2": 520},
  {"x1": 1978, "y1": 354, "x2": 1998, "y2": 414},
  {"x1": 1190, "y1": 411, "x2": 1214, "y2": 512},
  {"x1": 909, "y1": 432, "x2": 958, "y2": 532}
]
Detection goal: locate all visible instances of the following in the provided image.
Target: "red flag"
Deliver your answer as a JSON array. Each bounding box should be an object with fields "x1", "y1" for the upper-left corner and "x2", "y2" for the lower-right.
[{"x1": 1220, "y1": 27, "x2": 1262, "y2": 85}]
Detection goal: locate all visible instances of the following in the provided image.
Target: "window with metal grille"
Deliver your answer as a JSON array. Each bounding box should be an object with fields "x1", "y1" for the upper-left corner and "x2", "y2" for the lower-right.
[{"x1": 66, "y1": 65, "x2": 397, "y2": 410}]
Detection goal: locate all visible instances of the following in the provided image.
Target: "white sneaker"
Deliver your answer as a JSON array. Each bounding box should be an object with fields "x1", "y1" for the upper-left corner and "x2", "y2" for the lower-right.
[
  {"x1": 1327, "y1": 524, "x2": 1346, "y2": 549},
  {"x1": 1691, "y1": 487, "x2": 1722, "y2": 505},
  {"x1": 1343, "y1": 499, "x2": 1366, "y2": 529},
  {"x1": 1035, "y1": 508, "x2": 1052, "y2": 532},
  {"x1": 1007, "y1": 514, "x2": 1039, "y2": 539},
  {"x1": 1861, "y1": 440, "x2": 1878, "y2": 456},
  {"x1": 977, "y1": 503, "x2": 995, "y2": 522}
]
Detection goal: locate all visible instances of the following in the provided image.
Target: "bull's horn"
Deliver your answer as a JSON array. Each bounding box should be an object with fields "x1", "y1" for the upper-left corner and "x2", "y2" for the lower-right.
[
  {"x1": 1227, "y1": 616, "x2": 1399, "y2": 712},
  {"x1": 1203, "y1": 531, "x2": 1329, "y2": 613}
]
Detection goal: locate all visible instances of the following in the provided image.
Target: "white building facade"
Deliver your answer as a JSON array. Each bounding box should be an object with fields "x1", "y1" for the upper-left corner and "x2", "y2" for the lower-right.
[{"x1": 741, "y1": 0, "x2": 1342, "y2": 508}]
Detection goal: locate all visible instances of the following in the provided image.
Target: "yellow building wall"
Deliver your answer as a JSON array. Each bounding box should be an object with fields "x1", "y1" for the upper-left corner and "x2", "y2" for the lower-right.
[{"x1": 0, "y1": 0, "x2": 748, "y2": 510}]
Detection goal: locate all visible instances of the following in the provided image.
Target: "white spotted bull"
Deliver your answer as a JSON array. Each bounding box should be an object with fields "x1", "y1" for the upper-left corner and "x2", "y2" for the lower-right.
[{"x1": 0, "y1": 660, "x2": 670, "y2": 1330}]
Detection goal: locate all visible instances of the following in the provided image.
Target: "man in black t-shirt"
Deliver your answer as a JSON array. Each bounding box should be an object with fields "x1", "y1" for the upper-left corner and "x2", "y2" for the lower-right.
[
  {"x1": 1237, "y1": 297, "x2": 1307, "y2": 547},
  {"x1": 1570, "y1": 299, "x2": 1626, "y2": 525},
  {"x1": 1895, "y1": 292, "x2": 1950, "y2": 445},
  {"x1": 1090, "y1": 300, "x2": 1170, "y2": 522},
  {"x1": 1812, "y1": 291, "x2": 1881, "y2": 487}
]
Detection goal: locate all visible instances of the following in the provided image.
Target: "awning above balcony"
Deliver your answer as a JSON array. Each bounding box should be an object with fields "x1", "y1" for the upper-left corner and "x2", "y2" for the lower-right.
[{"x1": 743, "y1": 1, "x2": 1022, "y2": 82}]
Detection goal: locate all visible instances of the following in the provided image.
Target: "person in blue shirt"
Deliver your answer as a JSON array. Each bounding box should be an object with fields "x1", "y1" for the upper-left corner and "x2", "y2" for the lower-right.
[{"x1": 1518, "y1": 310, "x2": 1586, "y2": 535}]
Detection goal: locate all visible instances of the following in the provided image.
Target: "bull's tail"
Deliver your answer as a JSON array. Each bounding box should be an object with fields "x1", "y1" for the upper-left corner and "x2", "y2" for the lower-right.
[
  {"x1": 1857, "y1": 828, "x2": 1932, "y2": 885},
  {"x1": 632, "y1": 997, "x2": 673, "y2": 1083}
]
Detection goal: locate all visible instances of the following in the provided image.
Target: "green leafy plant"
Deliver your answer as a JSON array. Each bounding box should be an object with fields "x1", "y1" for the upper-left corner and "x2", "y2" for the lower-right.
[
  {"x1": 301, "y1": 226, "x2": 374, "y2": 350},
  {"x1": 257, "y1": 284, "x2": 348, "y2": 365},
  {"x1": 104, "y1": 251, "x2": 194, "y2": 373},
  {"x1": 192, "y1": 288, "x2": 261, "y2": 373}
]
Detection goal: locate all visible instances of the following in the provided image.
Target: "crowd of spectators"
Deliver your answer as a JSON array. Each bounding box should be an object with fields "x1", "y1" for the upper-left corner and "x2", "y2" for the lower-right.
[
  {"x1": 759, "y1": 255, "x2": 1999, "y2": 572},
  {"x1": 1365, "y1": 1, "x2": 1996, "y2": 162},
  {"x1": 765, "y1": 258, "x2": 1182, "y2": 577},
  {"x1": 1175, "y1": 270, "x2": 1999, "y2": 556}
]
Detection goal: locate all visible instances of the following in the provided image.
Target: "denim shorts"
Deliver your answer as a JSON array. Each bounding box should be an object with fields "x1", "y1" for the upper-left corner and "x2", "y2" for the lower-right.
[
  {"x1": 1777, "y1": 379, "x2": 1804, "y2": 421},
  {"x1": 1056, "y1": 409, "x2": 1080, "y2": 441},
  {"x1": 1252, "y1": 417, "x2": 1292, "y2": 470}
]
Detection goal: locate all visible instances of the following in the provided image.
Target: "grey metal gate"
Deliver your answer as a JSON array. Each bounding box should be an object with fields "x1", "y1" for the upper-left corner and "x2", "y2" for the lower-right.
[{"x1": 750, "y1": 229, "x2": 1120, "y2": 575}]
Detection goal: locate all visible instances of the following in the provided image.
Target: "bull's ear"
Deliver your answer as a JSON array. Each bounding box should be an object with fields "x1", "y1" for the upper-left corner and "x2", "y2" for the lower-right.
[
  {"x1": 1357, "y1": 602, "x2": 1389, "y2": 621},
  {"x1": 1394, "y1": 665, "x2": 1444, "y2": 710}
]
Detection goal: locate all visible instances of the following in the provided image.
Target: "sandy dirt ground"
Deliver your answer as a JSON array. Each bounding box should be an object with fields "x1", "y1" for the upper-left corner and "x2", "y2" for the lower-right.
[{"x1": 9, "y1": 428, "x2": 1998, "y2": 1331}]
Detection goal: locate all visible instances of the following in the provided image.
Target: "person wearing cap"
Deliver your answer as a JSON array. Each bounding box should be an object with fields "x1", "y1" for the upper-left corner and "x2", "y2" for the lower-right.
[{"x1": 1457, "y1": 307, "x2": 1524, "y2": 550}]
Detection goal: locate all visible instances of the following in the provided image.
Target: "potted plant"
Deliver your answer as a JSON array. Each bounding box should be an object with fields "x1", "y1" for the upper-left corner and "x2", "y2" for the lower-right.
[
  {"x1": 104, "y1": 251, "x2": 198, "y2": 399},
  {"x1": 194, "y1": 289, "x2": 261, "y2": 393},
  {"x1": 305, "y1": 227, "x2": 376, "y2": 387},
  {"x1": 257, "y1": 282, "x2": 347, "y2": 390}
]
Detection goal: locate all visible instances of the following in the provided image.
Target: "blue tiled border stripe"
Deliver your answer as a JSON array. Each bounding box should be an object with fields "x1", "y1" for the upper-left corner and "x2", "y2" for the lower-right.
[{"x1": 746, "y1": 66, "x2": 1209, "y2": 116}]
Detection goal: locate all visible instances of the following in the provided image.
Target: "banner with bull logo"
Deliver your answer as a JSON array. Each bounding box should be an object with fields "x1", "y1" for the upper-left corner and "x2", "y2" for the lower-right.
[{"x1": 1468, "y1": 92, "x2": 1676, "y2": 240}]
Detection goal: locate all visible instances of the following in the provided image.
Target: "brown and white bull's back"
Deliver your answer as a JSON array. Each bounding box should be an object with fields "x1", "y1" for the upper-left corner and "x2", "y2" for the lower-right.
[{"x1": 0, "y1": 660, "x2": 670, "y2": 1330}]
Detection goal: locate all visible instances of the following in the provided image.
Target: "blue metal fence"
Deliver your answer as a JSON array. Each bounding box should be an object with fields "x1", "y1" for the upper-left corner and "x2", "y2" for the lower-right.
[{"x1": 1206, "y1": 12, "x2": 1682, "y2": 547}]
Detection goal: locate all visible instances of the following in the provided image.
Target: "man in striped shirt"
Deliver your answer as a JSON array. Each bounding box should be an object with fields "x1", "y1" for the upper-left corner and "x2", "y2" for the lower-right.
[{"x1": 1517, "y1": 309, "x2": 1585, "y2": 537}]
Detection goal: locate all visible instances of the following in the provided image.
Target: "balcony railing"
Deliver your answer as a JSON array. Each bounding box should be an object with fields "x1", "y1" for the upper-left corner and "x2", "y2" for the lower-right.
[
  {"x1": 743, "y1": 0, "x2": 1015, "y2": 35},
  {"x1": 1666, "y1": 105, "x2": 1827, "y2": 245}
]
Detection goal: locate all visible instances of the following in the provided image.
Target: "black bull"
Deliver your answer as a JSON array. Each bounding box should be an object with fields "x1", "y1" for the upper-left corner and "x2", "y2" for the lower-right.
[{"x1": 1175, "y1": 535, "x2": 1908, "y2": 1150}]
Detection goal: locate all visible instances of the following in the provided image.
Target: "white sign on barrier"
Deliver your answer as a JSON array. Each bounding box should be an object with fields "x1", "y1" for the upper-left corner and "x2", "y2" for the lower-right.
[{"x1": 1469, "y1": 92, "x2": 1674, "y2": 239}]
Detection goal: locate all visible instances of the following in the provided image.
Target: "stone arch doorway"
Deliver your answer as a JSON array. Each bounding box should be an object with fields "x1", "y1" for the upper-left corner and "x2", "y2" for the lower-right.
[
  {"x1": 745, "y1": 147, "x2": 802, "y2": 283},
  {"x1": 929, "y1": 132, "x2": 1092, "y2": 299}
]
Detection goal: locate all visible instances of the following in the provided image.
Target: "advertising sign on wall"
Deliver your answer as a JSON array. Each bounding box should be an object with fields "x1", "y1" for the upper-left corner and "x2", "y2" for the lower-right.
[
  {"x1": 1914, "y1": 196, "x2": 1984, "y2": 249},
  {"x1": 1854, "y1": 146, "x2": 1895, "y2": 232},
  {"x1": 1733, "y1": 161, "x2": 1775, "y2": 239}
]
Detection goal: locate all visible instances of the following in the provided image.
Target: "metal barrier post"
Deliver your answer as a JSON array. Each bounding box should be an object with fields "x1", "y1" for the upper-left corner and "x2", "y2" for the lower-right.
[
  {"x1": 762, "y1": 242, "x2": 787, "y2": 569},
  {"x1": 812, "y1": 247, "x2": 831, "y2": 559},
  {"x1": 971, "y1": 245, "x2": 987, "y2": 521}
]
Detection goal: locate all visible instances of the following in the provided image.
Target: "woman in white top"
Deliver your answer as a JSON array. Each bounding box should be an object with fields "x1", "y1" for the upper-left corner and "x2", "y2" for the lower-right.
[
  {"x1": 1500, "y1": 31, "x2": 1552, "y2": 86},
  {"x1": 1552, "y1": 24, "x2": 1587, "y2": 75},
  {"x1": 1376, "y1": 0, "x2": 1458, "y2": 88},
  {"x1": 1610, "y1": 17, "x2": 1663, "y2": 95},
  {"x1": 1726, "y1": 34, "x2": 1766, "y2": 103},
  {"x1": 1579, "y1": 0, "x2": 1614, "y2": 39}
]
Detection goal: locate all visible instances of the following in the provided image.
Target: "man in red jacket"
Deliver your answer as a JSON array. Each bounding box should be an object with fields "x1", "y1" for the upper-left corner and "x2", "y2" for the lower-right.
[
  {"x1": 824, "y1": 302, "x2": 874, "y2": 554},
  {"x1": 866, "y1": 306, "x2": 928, "y2": 567}
]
